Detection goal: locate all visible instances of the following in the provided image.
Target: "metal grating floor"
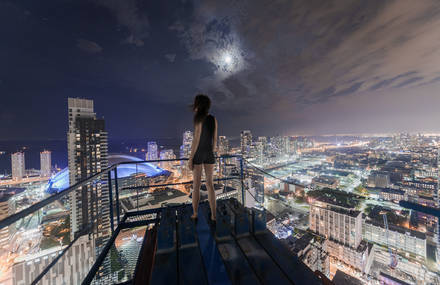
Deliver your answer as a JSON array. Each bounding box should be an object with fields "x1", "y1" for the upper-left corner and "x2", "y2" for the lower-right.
[{"x1": 133, "y1": 198, "x2": 325, "y2": 285}]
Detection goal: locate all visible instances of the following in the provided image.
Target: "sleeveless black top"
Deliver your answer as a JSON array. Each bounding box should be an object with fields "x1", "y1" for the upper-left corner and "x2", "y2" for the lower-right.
[{"x1": 193, "y1": 114, "x2": 215, "y2": 164}]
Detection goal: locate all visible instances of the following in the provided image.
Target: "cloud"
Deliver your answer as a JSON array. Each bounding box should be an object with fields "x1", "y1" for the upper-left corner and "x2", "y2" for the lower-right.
[
  {"x1": 94, "y1": 0, "x2": 149, "y2": 46},
  {"x1": 176, "y1": 0, "x2": 440, "y2": 123},
  {"x1": 76, "y1": 39, "x2": 103, "y2": 53},
  {"x1": 165, "y1": 53, "x2": 176, "y2": 62}
]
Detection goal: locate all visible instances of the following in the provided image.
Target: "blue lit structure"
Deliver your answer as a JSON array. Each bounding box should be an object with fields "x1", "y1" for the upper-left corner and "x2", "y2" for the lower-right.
[{"x1": 45, "y1": 154, "x2": 171, "y2": 194}]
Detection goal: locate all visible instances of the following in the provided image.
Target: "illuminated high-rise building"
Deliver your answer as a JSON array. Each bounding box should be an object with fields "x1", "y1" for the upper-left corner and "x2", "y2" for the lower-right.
[
  {"x1": 183, "y1": 130, "x2": 193, "y2": 145},
  {"x1": 159, "y1": 149, "x2": 176, "y2": 170},
  {"x1": 67, "y1": 98, "x2": 109, "y2": 244},
  {"x1": 218, "y1": 136, "x2": 229, "y2": 155},
  {"x1": 257, "y1": 136, "x2": 267, "y2": 163},
  {"x1": 180, "y1": 130, "x2": 193, "y2": 159},
  {"x1": 257, "y1": 136, "x2": 267, "y2": 149},
  {"x1": 147, "y1": 141, "x2": 158, "y2": 161},
  {"x1": 255, "y1": 141, "x2": 264, "y2": 165},
  {"x1": 240, "y1": 130, "x2": 252, "y2": 158},
  {"x1": 40, "y1": 150, "x2": 52, "y2": 177},
  {"x1": 310, "y1": 200, "x2": 368, "y2": 271},
  {"x1": 283, "y1": 136, "x2": 290, "y2": 155},
  {"x1": 11, "y1": 152, "x2": 25, "y2": 180}
]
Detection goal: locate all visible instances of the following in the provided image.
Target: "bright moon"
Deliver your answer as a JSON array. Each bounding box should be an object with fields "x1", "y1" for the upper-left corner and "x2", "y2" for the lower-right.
[{"x1": 224, "y1": 54, "x2": 232, "y2": 64}]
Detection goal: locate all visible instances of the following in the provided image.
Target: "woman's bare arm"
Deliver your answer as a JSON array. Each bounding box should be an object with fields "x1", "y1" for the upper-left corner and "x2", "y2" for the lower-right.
[
  {"x1": 213, "y1": 117, "x2": 218, "y2": 153},
  {"x1": 190, "y1": 122, "x2": 202, "y2": 159}
]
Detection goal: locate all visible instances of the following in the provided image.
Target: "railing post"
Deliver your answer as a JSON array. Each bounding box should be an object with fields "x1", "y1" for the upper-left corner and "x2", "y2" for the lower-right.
[
  {"x1": 114, "y1": 167, "x2": 120, "y2": 225},
  {"x1": 136, "y1": 163, "x2": 139, "y2": 211},
  {"x1": 240, "y1": 156, "x2": 245, "y2": 205},
  {"x1": 107, "y1": 170, "x2": 114, "y2": 234}
]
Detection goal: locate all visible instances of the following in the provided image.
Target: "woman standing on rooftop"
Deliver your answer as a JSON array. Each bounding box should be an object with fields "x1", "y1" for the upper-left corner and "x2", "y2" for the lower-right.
[{"x1": 188, "y1": 94, "x2": 217, "y2": 222}]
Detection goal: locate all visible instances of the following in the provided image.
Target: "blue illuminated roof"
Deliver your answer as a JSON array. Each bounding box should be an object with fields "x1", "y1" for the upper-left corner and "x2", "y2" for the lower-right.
[{"x1": 46, "y1": 154, "x2": 171, "y2": 194}]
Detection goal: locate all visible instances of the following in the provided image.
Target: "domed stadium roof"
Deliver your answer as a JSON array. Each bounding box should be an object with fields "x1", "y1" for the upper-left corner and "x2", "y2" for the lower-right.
[{"x1": 46, "y1": 154, "x2": 171, "y2": 194}]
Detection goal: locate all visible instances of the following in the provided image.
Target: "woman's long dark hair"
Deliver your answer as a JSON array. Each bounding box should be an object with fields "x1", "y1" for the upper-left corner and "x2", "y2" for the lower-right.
[{"x1": 192, "y1": 94, "x2": 211, "y2": 124}]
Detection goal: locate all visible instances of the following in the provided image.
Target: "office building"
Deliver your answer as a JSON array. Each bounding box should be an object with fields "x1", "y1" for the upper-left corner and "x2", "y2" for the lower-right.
[
  {"x1": 310, "y1": 200, "x2": 370, "y2": 271},
  {"x1": 310, "y1": 201, "x2": 363, "y2": 248},
  {"x1": 180, "y1": 130, "x2": 193, "y2": 159},
  {"x1": 11, "y1": 152, "x2": 25, "y2": 180},
  {"x1": 67, "y1": 98, "x2": 110, "y2": 243},
  {"x1": 159, "y1": 149, "x2": 176, "y2": 170},
  {"x1": 240, "y1": 130, "x2": 252, "y2": 158},
  {"x1": 218, "y1": 136, "x2": 229, "y2": 155},
  {"x1": 255, "y1": 141, "x2": 265, "y2": 165},
  {"x1": 147, "y1": 141, "x2": 158, "y2": 161},
  {"x1": 283, "y1": 136, "x2": 290, "y2": 155},
  {"x1": 40, "y1": 150, "x2": 51, "y2": 177}
]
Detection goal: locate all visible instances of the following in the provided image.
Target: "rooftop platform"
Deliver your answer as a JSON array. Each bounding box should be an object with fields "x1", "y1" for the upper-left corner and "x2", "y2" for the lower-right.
[{"x1": 124, "y1": 198, "x2": 325, "y2": 285}]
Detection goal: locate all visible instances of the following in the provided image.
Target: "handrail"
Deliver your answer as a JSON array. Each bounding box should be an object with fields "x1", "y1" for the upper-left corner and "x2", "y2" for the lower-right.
[
  {"x1": 83, "y1": 183, "x2": 243, "y2": 285},
  {"x1": 0, "y1": 155, "x2": 242, "y2": 231},
  {"x1": 16, "y1": 155, "x2": 242, "y2": 285},
  {"x1": 121, "y1": 176, "x2": 238, "y2": 191},
  {"x1": 84, "y1": 167, "x2": 295, "y2": 284}
]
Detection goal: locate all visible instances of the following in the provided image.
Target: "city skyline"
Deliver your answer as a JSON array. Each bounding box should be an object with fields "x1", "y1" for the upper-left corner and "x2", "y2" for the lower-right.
[
  {"x1": 2, "y1": 1, "x2": 440, "y2": 140},
  {"x1": 3, "y1": 1, "x2": 440, "y2": 283},
  {"x1": 1, "y1": 97, "x2": 440, "y2": 284}
]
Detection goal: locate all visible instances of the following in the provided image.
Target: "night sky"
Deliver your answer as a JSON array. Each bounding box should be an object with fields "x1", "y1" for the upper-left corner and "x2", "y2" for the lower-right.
[{"x1": 2, "y1": 0, "x2": 440, "y2": 140}]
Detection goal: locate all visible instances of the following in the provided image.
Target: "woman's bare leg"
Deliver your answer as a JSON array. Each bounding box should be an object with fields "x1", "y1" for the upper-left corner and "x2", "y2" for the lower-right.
[
  {"x1": 192, "y1": 164, "x2": 203, "y2": 218},
  {"x1": 204, "y1": 163, "x2": 216, "y2": 220}
]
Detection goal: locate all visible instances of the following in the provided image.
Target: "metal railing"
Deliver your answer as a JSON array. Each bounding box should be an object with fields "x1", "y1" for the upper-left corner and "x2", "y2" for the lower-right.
[
  {"x1": 1, "y1": 155, "x2": 246, "y2": 285},
  {"x1": 3, "y1": 153, "x2": 313, "y2": 285}
]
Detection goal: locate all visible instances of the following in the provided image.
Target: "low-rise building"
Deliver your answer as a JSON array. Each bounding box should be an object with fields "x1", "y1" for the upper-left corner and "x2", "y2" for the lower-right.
[
  {"x1": 363, "y1": 220, "x2": 426, "y2": 257},
  {"x1": 367, "y1": 171, "x2": 390, "y2": 188},
  {"x1": 311, "y1": 175, "x2": 339, "y2": 190},
  {"x1": 325, "y1": 239, "x2": 371, "y2": 272},
  {"x1": 379, "y1": 188, "x2": 406, "y2": 202}
]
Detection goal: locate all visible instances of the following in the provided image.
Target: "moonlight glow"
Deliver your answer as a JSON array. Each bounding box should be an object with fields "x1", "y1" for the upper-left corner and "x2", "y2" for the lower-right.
[
  {"x1": 212, "y1": 45, "x2": 246, "y2": 77},
  {"x1": 224, "y1": 54, "x2": 232, "y2": 64}
]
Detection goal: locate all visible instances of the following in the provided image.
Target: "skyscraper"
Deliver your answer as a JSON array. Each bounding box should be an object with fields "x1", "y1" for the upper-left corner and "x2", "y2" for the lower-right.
[
  {"x1": 255, "y1": 141, "x2": 264, "y2": 165},
  {"x1": 11, "y1": 152, "x2": 25, "y2": 180},
  {"x1": 283, "y1": 136, "x2": 290, "y2": 155},
  {"x1": 218, "y1": 136, "x2": 229, "y2": 155},
  {"x1": 180, "y1": 130, "x2": 193, "y2": 159},
  {"x1": 40, "y1": 150, "x2": 52, "y2": 177},
  {"x1": 67, "y1": 98, "x2": 109, "y2": 243},
  {"x1": 159, "y1": 149, "x2": 176, "y2": 170},
  {"x1": 240, "y1": 130, "x2": 252, "y2": 158},
  {"x1": 147, "y1": 141, "x2": 158, "y2": 161}
]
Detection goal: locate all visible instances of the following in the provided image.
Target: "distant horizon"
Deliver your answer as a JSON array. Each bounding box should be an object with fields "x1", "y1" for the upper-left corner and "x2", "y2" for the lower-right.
[{"x1": 2, "y1": 132, "x2": 440, "y2": 143}]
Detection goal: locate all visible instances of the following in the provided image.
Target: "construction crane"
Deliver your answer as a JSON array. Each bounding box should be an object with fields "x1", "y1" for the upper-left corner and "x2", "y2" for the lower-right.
[{"x1": 381, "y1": 211, "x2": 398, "y2": 269}]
